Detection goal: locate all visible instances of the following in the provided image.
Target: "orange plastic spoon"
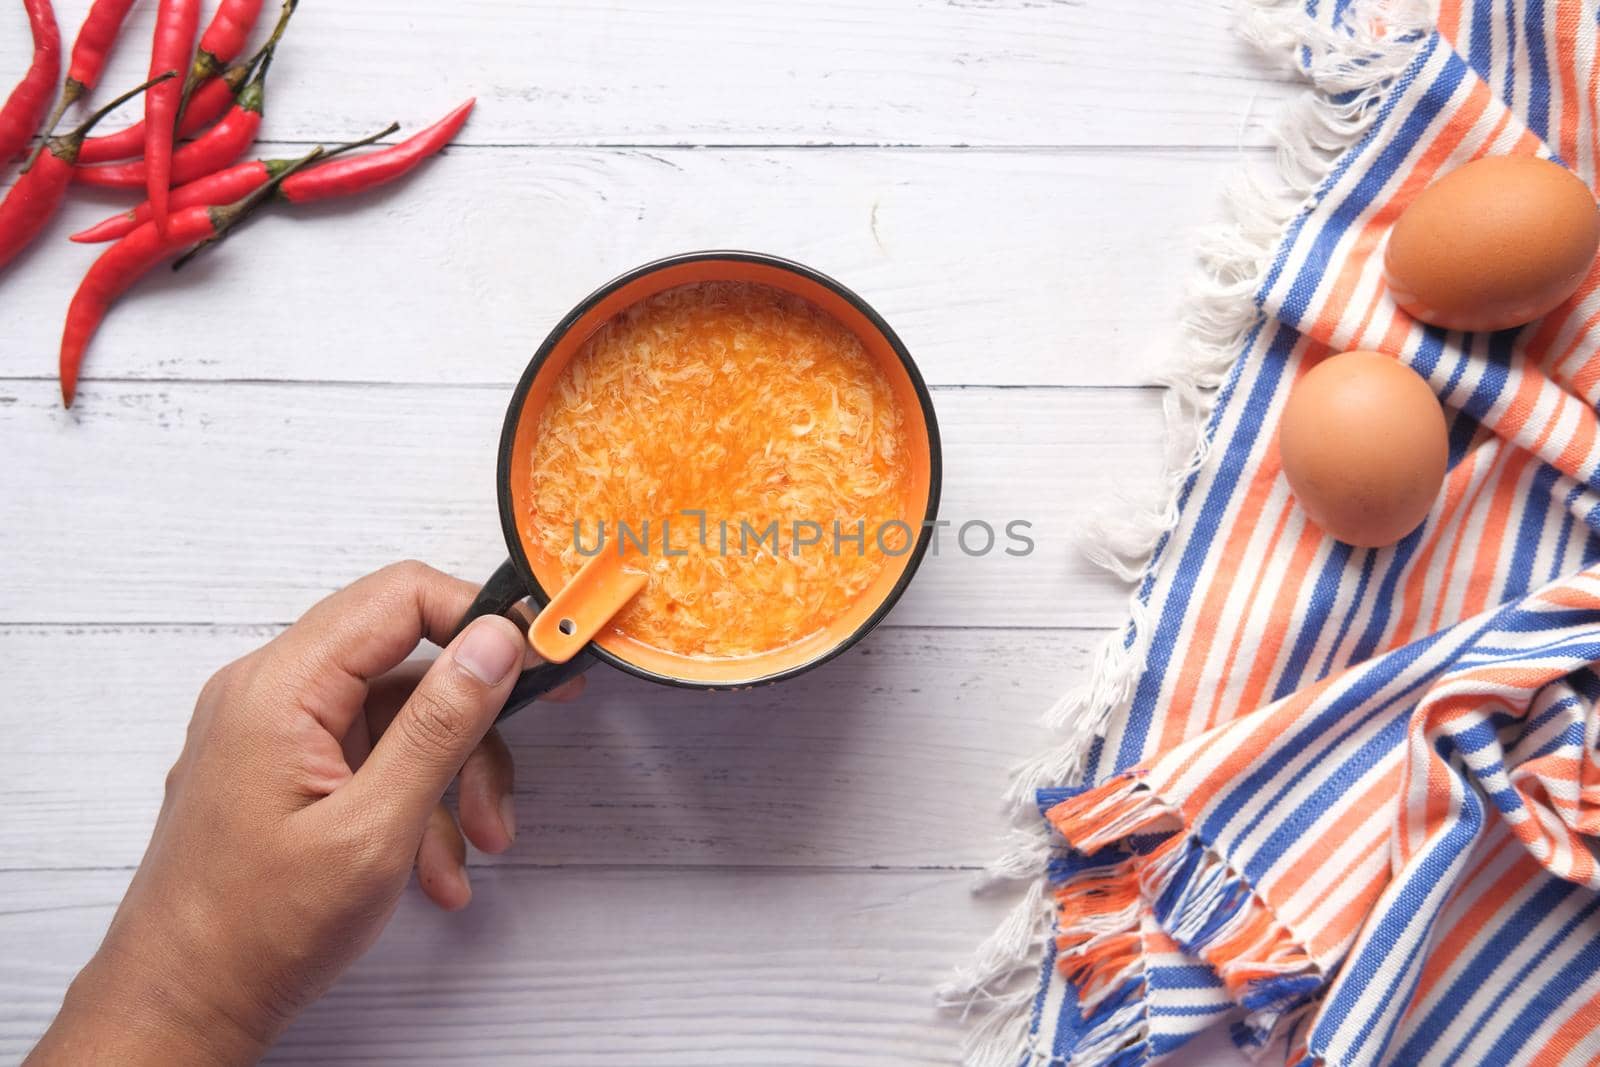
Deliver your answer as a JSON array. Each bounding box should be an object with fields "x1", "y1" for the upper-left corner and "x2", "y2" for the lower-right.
[{"x1": 526, "y1": 549, "x2": 648, "y2": 664}]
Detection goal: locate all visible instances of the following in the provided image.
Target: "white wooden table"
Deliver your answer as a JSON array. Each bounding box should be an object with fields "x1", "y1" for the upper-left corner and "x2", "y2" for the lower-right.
[{"x1": 0, "y1": 3, "x2": 1283, "y2": 1063}]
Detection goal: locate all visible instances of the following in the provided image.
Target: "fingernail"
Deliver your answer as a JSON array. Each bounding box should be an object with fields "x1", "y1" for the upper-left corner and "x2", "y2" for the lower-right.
[
  {"x1": 500, "y1": 794, "x2": 517, "y2": 844},
  {"x1": 455, "y1": 618, "x2": 523, "y2": 685},
  {"x1": 453, "y1": 863, "x2": 472, "y2": 905}
]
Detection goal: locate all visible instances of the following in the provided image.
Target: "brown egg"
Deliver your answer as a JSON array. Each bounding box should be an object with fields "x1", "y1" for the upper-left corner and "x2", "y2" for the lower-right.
[
  {"x1": 1278, "y1": 351, "x2": 1448, "y2": 548},
  {"x1": 1385, "y1": 156, "x2": 1600, "y2": 332}
]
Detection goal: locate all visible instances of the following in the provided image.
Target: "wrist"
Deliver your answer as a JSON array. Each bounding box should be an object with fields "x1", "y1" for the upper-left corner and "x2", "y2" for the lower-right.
[{"x1": 30, "y1": 941, "x2": 274, "y2": 1066}]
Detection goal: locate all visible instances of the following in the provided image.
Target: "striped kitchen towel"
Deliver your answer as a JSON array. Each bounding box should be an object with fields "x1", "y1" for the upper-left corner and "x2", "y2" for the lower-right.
[{"x1": 946, "y1": 0, "x2": 1600, "y2": 1064}]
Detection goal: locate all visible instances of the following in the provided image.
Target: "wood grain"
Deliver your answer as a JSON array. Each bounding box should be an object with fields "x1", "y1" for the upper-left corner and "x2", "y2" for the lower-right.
[
  {"x1": 1, "y1": 1, "x2": 1293, "y2": 150},
  {"x1": 0, "y1": 381, "x2": 1161, "y2": 628},
  {"x1": 0, "y1": 866, "x2": 1021, "y2": 1065},
  {"x1": 0, "y1": 148, "x2": 1236, "y2": 389},
  {"x1": 0, "y1": 1, "x2": 1278, "y2": 1061},
  {"x1": 0, "y1": 860, "x2": 1253, "y2": 1065},
  {"x1": 0, "y1": 624, "x2": 1098, "y2": 871}
]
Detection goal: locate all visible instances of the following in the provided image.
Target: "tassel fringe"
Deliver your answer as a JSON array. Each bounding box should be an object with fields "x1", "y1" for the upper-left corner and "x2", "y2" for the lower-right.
[
  {"x1": 941, "y1": 1, "x2": 1433, "y2": 1063},
  {"x1": 1046, "y1": 777, "x2": 1325, "y2": 1058}
]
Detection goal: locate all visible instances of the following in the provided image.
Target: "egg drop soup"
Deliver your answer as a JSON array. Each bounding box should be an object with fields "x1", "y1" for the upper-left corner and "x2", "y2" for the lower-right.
[{"x1": 526, "y1": 281, "x2": 914, "y2": 660}]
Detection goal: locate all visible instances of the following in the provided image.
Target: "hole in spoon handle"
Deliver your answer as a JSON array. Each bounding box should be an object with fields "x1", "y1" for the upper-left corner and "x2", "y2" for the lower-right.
[{"x1": 529, "y1": 551, "x2": 649, "y2": 663}]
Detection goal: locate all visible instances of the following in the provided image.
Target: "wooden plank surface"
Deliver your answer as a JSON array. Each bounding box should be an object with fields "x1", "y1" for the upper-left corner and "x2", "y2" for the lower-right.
[
  {"x1": 0, "y1": 866, "x2": 1260, "y2": 1064},
  {"x1": 0, "y1": 1, "x2": 1277, "y2": 1063},
  {"x1": 0, "y1": 381, "x2": 1164, "y2": 629},
  {"x1": 0, "y1": 148, "x2": 1236, "y2": 389},
  {"x1": 0, "y1": 624, "x2": 1090, "y2": 871},
  {"x1": 0, "y1": 870, "x2": 1267, "y2": 1062},
  {"x1": 0, "y1": 1, "x2": 1292, "y2": 149},
  {"x1": 0, "y1": 867, "x2": 1012, "y2": 1065}
]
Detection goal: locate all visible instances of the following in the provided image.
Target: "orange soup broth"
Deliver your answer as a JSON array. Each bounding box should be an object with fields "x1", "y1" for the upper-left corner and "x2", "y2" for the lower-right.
[{"x1": 526, "y1": 281, "x2": 914, "y2": 660}]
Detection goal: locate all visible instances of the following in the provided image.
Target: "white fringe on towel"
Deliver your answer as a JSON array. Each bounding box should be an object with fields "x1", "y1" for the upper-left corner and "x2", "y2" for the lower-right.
[{"x1": 938, "y1": 2, "x2": 1434, "y2": 1064}]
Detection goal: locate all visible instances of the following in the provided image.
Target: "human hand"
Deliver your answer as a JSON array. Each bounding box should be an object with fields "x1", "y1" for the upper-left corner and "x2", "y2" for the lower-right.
[{"x1": 26, "y1": 561, "x2": 582, "y2": 1066}]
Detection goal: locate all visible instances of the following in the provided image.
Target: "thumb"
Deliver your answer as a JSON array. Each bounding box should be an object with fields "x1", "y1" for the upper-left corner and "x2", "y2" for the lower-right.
[{"x1": 352, "y1": 615, "x2": 526, "y2": 832}]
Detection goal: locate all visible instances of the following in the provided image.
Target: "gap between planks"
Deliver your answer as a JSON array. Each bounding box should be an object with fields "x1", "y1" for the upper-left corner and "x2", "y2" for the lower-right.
[
  {"x1": 0, "y1": 861, "x2": 1004, "y2": 880},
  {"x1": 211, "y1": 141, "x2": 1280, "y2": 154},
  {"x1": 0, "y1": 377, "x2": 1166, "y2": 392}
]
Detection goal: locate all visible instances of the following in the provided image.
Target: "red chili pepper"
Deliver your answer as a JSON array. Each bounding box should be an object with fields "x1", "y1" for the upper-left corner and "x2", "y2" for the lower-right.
[
  {"x1": 0, "y1": 0, "x2": 61, "y2": 165},
  {"x1": 0, "y1": 71, "x2": 170, "y2": 273},
  {"x1": 72, "y1": 100, "x2": 470, "y2": 243},
  {"x1": 78, "y1": 53, "x2": 250, "y2": 165},
  {"x1": 145, "y1": 0, "x2": 204, "y2": 233},
  {"x1": 72, "y1": 123, "x2": 401, "y2": 243},
  {"x1": 76, "y1": 67, "x2": 268, "y2": 189},
  {"x1": 72, "y1": 160, "x2": 270, "y2": 242},
  {"x1": 34, "y1": 0, "x2": 136, "y2": 145},
  {"x1": 181, "y1": 0, "x2": 265, "y2": 113},
  {"x1": 60, "y1": 143, "x2": 324, "y2": 407},
  {"x1": 77, "y1": 0, "x2": 297, "y2": 189},
  {"x1": 63, "y1": 0, "x2": 136, "y2": 92},
  {"x1": 59, "y1": 208, "x2": 213, "y2": 406},
  {"x1": 282, "y1": 99, "x2": 475, "y2": 203}
]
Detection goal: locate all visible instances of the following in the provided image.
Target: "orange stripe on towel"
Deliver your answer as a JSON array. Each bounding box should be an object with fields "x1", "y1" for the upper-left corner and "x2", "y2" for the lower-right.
[
  {"x1": 1554, "y1": 0, "x2": 1584, "y2": 168},
  {"x1": 1527, "y1": 986, "x2": 1600, "y2": 1067},
  {"x1": 1201, "y1": 503, "x2": 1296, "y2": 731},
  {"x1": 1273, "y1": 763, "x2": 1402, "y2": 915},
  {"x1": 1437, "y1": 0, "x2": 1463, "y2": 43},
  {"x1": 1405, "y1": 839, "x2": 1530, "y2": 1012}
]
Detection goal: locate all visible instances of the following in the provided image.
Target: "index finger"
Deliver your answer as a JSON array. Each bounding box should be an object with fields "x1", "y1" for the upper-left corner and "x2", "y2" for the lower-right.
[{"x1": 264, "y1": 560, "x2": 502, "y2": 736}]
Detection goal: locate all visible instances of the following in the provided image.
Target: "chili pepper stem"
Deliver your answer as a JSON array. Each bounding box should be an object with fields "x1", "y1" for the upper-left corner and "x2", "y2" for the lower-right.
[
  {"x1": 26, "y1": 77, "x2": 83, "y2": 170},
  {"x1": 323, "y1": 121, "x2": 401, "y2": 161},
  {"x1": 47, "y1": 70, "x2": 175, "y2": 165},
  {"x1": 179, "y1": 0, "x2": 293, "y2": 126},
  {"x1": 246, "y1": 0, "x2": 296, "y2": 84},
  {"x1": 263, "y1": 1, "x2": 298, "y2": 49},
  {"x1": 177, "y1": 53, "x2": 218, "y2": 118},
  {"x1": 172, "y1": 143, "x2": 324, "y2": 270},
  {"x1": 260, "y1": 122, "x2": 401, "y2": 181}
]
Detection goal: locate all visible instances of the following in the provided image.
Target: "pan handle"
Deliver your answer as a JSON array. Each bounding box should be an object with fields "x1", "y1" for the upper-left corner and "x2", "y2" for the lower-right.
[{"x1": 454, "y1": 559, "x2": 595, "y2": 722}]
